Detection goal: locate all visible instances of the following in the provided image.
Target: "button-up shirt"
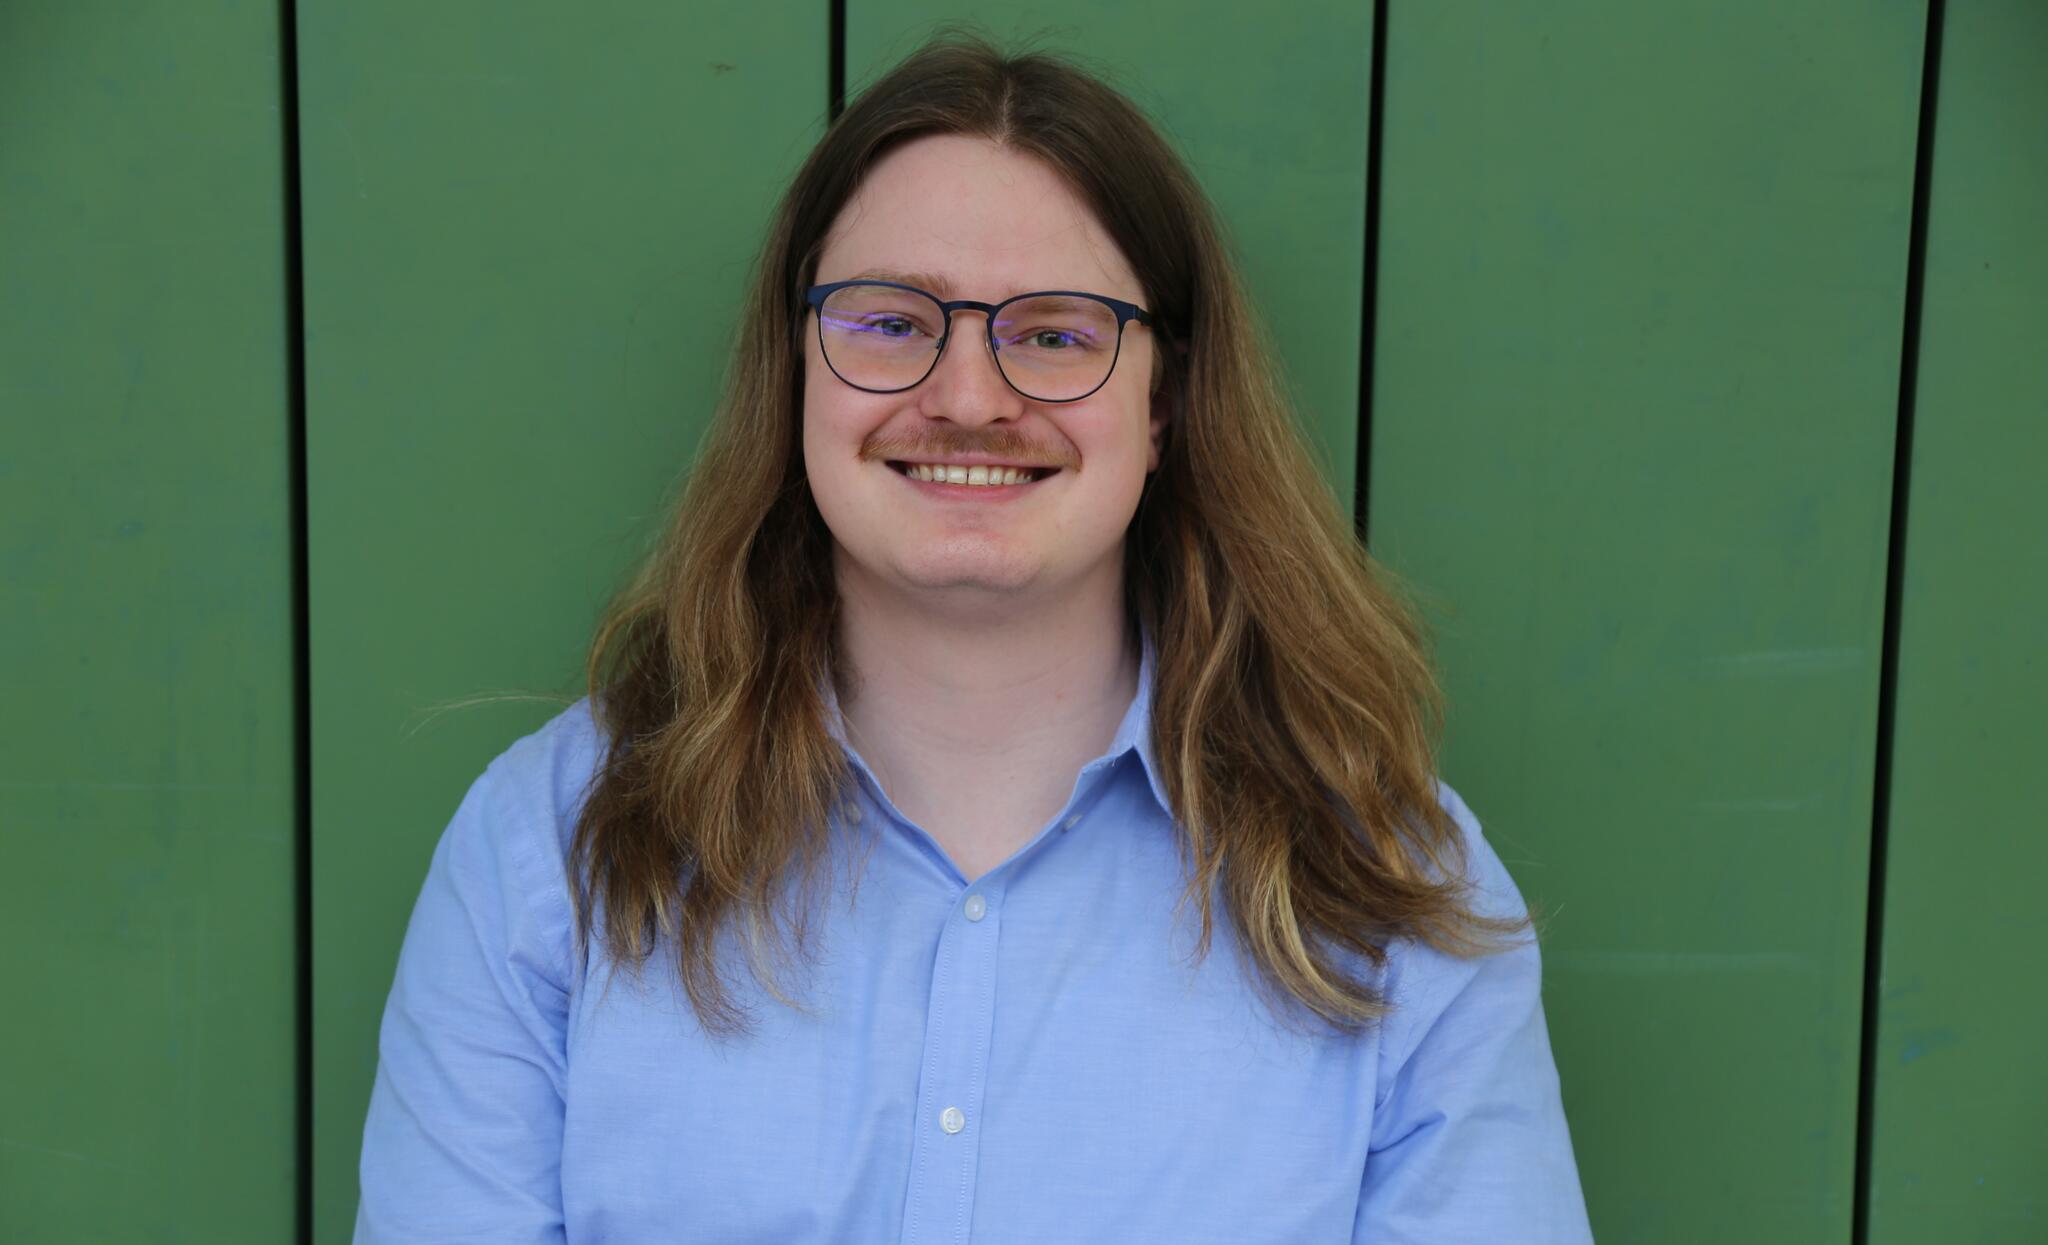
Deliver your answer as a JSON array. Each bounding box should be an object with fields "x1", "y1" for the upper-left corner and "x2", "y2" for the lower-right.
[{"x1": 355, "y1": 638, "x2": 1593, "y2": 1242}]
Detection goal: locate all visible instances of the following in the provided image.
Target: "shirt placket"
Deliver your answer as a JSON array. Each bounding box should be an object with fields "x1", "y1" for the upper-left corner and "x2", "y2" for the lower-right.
[{"x1": 898, "y1": 877, "x2": 1005, "y2": 1245}]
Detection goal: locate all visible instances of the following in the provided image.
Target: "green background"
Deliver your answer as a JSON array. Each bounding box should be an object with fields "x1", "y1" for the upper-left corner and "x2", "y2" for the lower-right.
[{"x1": 2, "y1": 2, "x2": 2039, "y2": 1242}]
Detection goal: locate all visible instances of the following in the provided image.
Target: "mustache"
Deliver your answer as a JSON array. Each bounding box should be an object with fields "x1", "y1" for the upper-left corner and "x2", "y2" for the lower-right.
[{"x1": 857, "y1": 425, "x2": 1078, "y2": 470}]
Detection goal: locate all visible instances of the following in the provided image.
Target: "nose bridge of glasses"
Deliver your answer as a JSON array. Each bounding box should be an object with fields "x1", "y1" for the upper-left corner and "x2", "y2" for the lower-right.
[
  {"x1": 935, "y1": 298, "x2": 1005, "y2": 352},
  {"x1": 929, "y1": 299, "x2": 1006, "y2": 374}
]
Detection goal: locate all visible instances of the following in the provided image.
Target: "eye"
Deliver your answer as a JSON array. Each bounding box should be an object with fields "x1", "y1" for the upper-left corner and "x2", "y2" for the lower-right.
[
  {"x1": 865, "y1": 315, "x2": 919, "y2": 338},
  {"x1": 1029, "y1": 329, "x2": 1079, "y2": 350}
]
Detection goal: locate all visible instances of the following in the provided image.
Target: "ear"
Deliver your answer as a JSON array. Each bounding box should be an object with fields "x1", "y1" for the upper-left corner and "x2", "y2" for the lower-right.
[{"x1": 1146, "y1": 360, "x2": 1174, "y2": 473}]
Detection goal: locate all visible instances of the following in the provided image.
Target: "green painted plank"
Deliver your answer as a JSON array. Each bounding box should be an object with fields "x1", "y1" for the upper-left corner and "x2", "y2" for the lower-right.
[
  {"x1": 296, "y1": 7, "x2": 826, "y2": 1240},
  {"x1": 1867, "y1": 2, "x2": 2048, "y2": 1238},
  {"x1": 845, "y1": 5, "x2": 1370, "y2": 504},
  {"x1": 1368, "y1": 4, "x2": 1923, "y2": 1240},
  {"x1": 0, "y1": 3, "x2": 296, "y2": 1242}
]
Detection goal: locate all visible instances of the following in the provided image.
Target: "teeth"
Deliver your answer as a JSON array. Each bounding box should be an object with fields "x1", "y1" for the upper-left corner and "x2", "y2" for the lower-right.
[{"x1": 901, "y1": 463, "x2": 1041, "y2": 486}]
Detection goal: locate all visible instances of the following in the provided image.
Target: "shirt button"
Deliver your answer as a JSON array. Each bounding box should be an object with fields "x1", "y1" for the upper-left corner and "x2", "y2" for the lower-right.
[
  {"x1": 963, "y1": 894, "x2": 986, "y2": 921},
  {"x1": 940, "y1": 1106, "x2": 965, "y2": 1134},
  {"x1": 1063, "y1": 813, "x2": 1081, "y2": 830},
  {"x1": 843, "y1": 802, "x2": 863, "y2": 824}
]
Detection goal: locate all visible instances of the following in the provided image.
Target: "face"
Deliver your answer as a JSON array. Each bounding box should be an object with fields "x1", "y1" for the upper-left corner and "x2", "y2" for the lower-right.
[{"x1": 802, "y1": 134, "x2": 1167, "y2": 614}]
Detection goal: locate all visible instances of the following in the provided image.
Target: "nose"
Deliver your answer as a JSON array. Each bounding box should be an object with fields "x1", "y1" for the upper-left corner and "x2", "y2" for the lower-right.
[{"x1": 915, "y1": 310, "x2": 1027, "y2": 426}]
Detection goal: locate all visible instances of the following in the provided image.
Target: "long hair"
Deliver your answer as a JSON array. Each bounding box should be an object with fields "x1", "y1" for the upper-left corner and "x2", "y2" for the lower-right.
[{"x1": 571, "y1": 31, "x2": 1528, "y2": 1041}]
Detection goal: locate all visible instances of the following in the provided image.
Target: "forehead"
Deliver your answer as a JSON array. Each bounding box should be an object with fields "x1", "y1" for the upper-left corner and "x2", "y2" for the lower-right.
[{"x1": 815, "y1": 134, "x2": 1141, "y2": 302}]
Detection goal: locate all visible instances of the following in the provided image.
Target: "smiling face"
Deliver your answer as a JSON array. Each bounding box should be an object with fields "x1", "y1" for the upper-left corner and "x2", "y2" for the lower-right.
[{"x1": 802, "y1": 134, "x2": 1166, "y2": 611}]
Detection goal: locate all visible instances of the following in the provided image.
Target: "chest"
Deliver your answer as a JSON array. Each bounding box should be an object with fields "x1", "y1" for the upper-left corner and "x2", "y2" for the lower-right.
[{"x1": 555, "y1": 827, "x2": 1384, "y2": 1243}]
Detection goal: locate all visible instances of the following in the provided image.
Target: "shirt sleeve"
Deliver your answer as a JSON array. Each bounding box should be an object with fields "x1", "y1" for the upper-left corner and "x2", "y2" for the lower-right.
[
  {"x1": 1352, "y1": 781, "x2": 1594, "y2": 1244},
  {"x1": 354, "y1": 719, "x2": 585, "y2": 1244}
]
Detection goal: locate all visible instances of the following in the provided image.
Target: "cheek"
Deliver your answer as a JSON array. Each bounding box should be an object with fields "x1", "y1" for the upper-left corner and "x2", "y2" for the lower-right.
[
  {"x1": 1067, "y1": 420, "x2": 1154, "y2": 531},
  {"x1": 800, "y1": 364, "x2": 891, "y2": 542},
  {"x1": 1082, "y1": 380, "x2": 1159, "y2": 478},
  {"x1": 801, "y1": 361, "x2": 866, "y2": 465}
]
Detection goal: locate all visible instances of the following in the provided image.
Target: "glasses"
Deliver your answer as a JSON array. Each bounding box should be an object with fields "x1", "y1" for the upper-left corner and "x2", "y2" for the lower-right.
[{"x1": 805, "y1": 280, "x2": 1153, "y2": 403}]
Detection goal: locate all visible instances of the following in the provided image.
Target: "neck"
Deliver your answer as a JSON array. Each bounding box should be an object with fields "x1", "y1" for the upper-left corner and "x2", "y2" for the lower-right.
[{"x1": 832, "y1": 556, "x2": 1140, "y2": 863}]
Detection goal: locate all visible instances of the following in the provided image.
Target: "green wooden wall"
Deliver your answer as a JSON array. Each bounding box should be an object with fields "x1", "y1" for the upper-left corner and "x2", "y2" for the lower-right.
[
  {"x1": 0, "y1": 3, "x2": 298, "y2": 1241},
  {"x1": 5, "y1": 3, "x2": 2041, "y2": 1242},
  {"x1": 1864, "y1": 1, "x2": 2048, "y2": 1237},
  {"x1": 1367, "y1": 5, "x2": 1923, "y2": 1238}
]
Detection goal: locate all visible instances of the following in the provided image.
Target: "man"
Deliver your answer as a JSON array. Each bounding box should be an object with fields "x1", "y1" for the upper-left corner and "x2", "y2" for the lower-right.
[{"x1": 356, "y1": 34, "x2": 1593, "y2": 1243}]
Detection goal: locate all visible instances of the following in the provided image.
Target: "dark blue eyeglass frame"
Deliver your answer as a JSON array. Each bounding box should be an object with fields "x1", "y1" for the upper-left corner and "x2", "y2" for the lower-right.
[{"x1": 804, "y1": 279, "x2": 1154, "y2": 404}]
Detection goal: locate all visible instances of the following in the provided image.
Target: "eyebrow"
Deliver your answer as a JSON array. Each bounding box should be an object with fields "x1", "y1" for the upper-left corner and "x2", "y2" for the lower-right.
[{"x1": 846, "y1": 269, "x2": 1071, "y2": 302}]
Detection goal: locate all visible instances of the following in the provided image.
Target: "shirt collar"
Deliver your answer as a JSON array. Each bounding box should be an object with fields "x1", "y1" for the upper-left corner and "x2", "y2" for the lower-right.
[
  {"x1": 819, "y1": 625, "x2": 1172, "y2": 818},
  {"x1": 1110, "y1": 626, "x2": 1172, "y2": 815}
]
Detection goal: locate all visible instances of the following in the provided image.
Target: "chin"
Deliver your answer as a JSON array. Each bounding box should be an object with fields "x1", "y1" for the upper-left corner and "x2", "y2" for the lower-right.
[
  {"x1": 894, "y1": 560, "x2": 1040, "y2": 596},
  {"x1": 875, "y1": 539, "x2": 1048, "y2": 592}
]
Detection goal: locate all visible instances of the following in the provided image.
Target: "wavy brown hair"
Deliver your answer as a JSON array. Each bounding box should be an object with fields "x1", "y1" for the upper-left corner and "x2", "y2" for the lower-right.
[{"x1": 570, "y1": 31, "x2": 1528, "y2": 1041}]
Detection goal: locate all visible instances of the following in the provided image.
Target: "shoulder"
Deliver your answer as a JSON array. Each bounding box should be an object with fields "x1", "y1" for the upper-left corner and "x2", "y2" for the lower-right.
[
  {"x1": 472, "y1": 696, "x2": 610, "y2": 860},
  {"x1": 1371, "y1": 779, "x2": 1543, "y2": 1090},
  {"x1": 1427, "y1": 777, "x2": 1533, "y2": 927},
  {"x1": 431, "y1": 697, "x2": 610, "y2": 957}
]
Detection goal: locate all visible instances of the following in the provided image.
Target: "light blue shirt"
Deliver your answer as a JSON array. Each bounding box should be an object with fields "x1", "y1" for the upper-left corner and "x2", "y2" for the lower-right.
[{"x1": 356, "y1": 638, "x2": 1593, "y2": 1242}]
